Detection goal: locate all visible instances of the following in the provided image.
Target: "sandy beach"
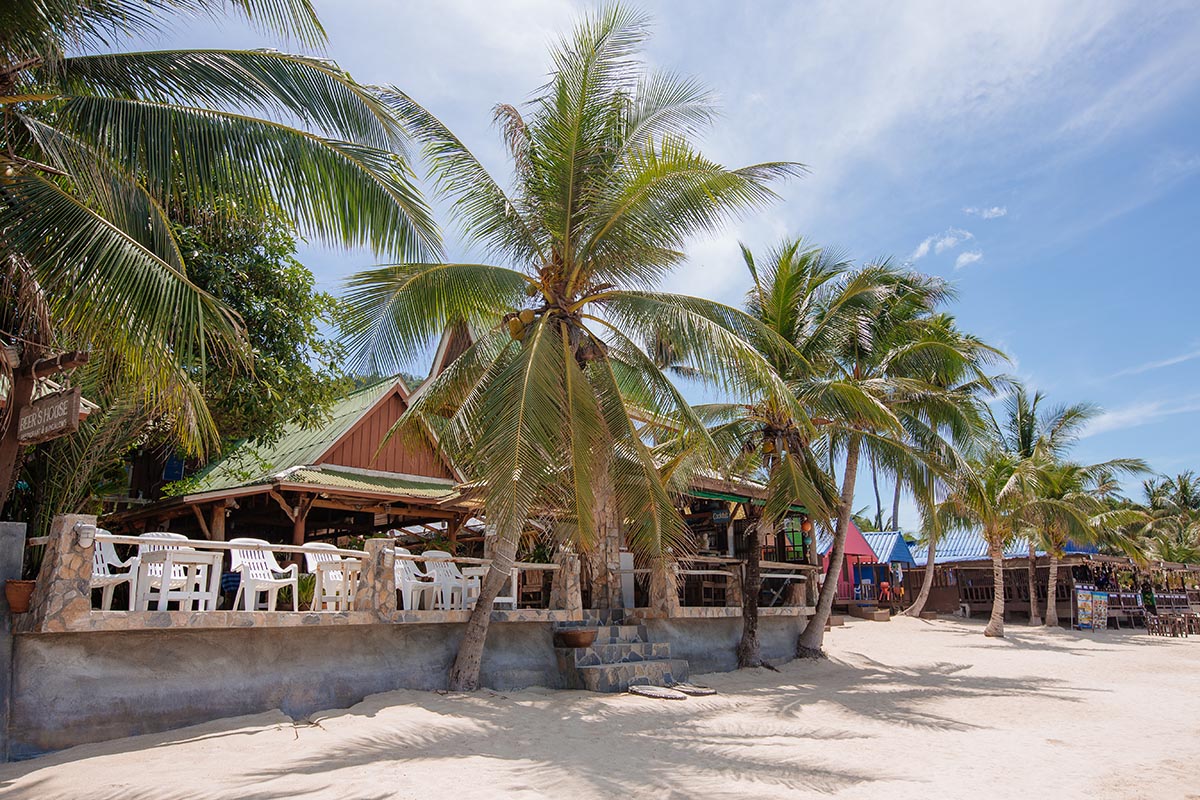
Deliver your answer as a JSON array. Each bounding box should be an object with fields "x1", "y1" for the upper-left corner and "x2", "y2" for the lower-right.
[{"x1": 2, "y1": 616, "x2": 1197, "y2": 799}]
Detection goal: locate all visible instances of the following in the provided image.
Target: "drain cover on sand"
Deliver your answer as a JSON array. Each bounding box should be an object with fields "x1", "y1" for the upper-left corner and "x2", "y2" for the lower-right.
[
  {"x1": 671, "y1": 683, "x2": 716, "y2": 697},
  {"x1": 628, "y1": 685, "x2": 688, "y2": 700}
]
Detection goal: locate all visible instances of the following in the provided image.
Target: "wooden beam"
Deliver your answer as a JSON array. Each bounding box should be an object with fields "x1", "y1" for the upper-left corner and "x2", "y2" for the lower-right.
[
  {"x1": 308, "y1": 497, "x2": 456, "y2": 518},
  {"x1": 269, "y1": 489, "x2": 298, "y2": 522},
  {"x1": 291, "y1": 494, "x2": 315, "y2": 546},
  {"x1": 190, "y1": 504, "x2": 212, "y2": 539},
  {"x1": 28, "y1": 350, "x2": 90, "y2": 379}
]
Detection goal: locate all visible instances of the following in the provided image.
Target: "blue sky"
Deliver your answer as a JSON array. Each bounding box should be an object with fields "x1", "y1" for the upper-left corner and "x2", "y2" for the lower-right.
[{"x1": 134, "y1": 1, "x2": 1200, "y2": 528}]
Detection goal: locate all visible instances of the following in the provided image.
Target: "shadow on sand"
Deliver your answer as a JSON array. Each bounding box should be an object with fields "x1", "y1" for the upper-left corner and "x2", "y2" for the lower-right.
[{"x1": 0, "y1": 632, "x2": 1096, "y2": 799}]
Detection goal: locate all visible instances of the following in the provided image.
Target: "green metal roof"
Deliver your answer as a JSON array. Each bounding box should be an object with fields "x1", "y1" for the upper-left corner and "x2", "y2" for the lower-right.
[
  {"x1": 280, "y1": 465, "x2": 456, "y2": 499},
  {"x1": 189, "y1": 377, "x2": 402, "y2": 494}
]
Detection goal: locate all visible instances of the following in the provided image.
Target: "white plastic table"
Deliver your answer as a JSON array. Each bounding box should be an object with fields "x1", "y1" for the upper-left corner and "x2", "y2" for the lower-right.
[
  {"x1": 314, "y1": 559, "x2": 361, "y2": 611},
  {"x1": 134, "y1": 549, "x2": 223, "y2": 611},
  {"x1": 462, "y1": 566, "x2": 517, "y2": 609}
]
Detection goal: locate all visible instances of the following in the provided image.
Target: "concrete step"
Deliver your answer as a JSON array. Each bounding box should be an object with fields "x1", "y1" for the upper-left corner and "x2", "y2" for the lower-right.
[
  {"x1": 591, "y1": 624, "x2": 648, "y2": 644},
  {"x1": 848, "y1": 605, "x2": 890, "y2": 622},
  {"x1": 575, "y1": 658, "x2": 690, "y2": 693},
  {"x1": 580, "y1": 609, "x2": 628, "y2": 626},
  {"x1": 558, "y1": 642, "x2": 671, "y2": 667}
]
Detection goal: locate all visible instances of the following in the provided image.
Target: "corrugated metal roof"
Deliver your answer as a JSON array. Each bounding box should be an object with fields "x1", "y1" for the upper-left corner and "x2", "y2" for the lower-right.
[
  {"x1": 281, "y1": 465, "x2": 456, "y2": 500},
  {"x1": 190, "y1": 377, "x2": 402, "y2": 493},
  {"x1": 862, "y1": 532, "x2": 917, "y2": 566},
  {"x1": 910, "y1": 529, "x2": 1098, "y2": 567}
]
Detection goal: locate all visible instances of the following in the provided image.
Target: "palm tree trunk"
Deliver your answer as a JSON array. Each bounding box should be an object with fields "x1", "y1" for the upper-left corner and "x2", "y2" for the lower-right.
[
  {"x1": 890, "y1": 480, "x2": 902, "y2": 531},
  {"x1": 905, "y1": 535, "x2": 938, "y2": 616},
  {"x1": 870, "y1": 453, "x2": 883, "y2": 531},
  {"x1": 798, "y1": 434, "x2": 861, "y2": 657},
  {"x1": 1044, "y1": 553, "x2": 1060, "y2": 627},
  {"x1": 983, "y1": 539, "x2": 1005, "y2": 637},
  {"x1": 737, "y1": 514, "x2": 774, "y2": 668},
  {"x1": 1026, "y1": 540, "x2": 1042, "y2": 626},
  {"x1": 447, "y1": 526, "x2": 520, "y2": 691}
]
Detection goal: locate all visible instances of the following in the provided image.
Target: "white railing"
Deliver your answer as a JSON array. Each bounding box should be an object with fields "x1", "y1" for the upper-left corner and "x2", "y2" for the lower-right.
[{"x1": 92, "y1": 532, "x2": 560, "y2": 572}]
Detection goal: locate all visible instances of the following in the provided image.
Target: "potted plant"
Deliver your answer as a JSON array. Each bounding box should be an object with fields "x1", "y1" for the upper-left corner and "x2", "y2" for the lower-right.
[{"x1": 5, "y1": 542, "x2": 43, "y2": 614}]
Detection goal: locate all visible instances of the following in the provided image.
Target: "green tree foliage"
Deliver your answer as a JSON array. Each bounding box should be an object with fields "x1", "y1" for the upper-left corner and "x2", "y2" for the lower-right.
[
  {"x1": 343, "y1": 4, "x2": 802, "y2": 690},
  {"x1": 0, "y1": 0, "x2": 437, "y2": 508},
  {"x1": 173, "y1": 203, "x2": 348, "y2": 446}
]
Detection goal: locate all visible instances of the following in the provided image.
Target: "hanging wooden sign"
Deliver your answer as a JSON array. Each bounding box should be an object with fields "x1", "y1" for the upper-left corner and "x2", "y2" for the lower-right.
[{"x1": 17, "y1": 388, "x2": 82, "y2": 445}]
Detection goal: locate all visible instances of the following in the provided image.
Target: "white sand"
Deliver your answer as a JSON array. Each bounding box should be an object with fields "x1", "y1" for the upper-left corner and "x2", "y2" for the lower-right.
[{"x1": 3, "y1": 616, "x2": 1198, "y2": 799}]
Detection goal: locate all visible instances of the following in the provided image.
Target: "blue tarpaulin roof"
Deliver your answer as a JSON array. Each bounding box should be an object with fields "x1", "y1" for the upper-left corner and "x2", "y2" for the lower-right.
[
  {"x1": 910, "y1": 529, "x2": 1098, "y2": 567},
  {"x1": 862, "y1": 532, "x2": 917, "y2": 566}
]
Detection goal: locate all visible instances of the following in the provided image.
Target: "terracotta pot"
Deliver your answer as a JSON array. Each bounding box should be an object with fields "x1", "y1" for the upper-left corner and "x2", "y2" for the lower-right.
[
  {"x1": 553, "y1": 628, "x2": 597, "y2": 648},
  {"x1": 5, "y1": 579, "x2": 36, "y2": 614}
]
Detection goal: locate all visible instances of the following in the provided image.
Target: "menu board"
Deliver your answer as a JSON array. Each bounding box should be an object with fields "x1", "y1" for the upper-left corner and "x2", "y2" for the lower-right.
[
  {"x1": 1092, "y1": 592, "x2": 1109, "y2": 630},
  {"x1": 1076, "y1": 586, "x2": 1094, "y2": 629}
]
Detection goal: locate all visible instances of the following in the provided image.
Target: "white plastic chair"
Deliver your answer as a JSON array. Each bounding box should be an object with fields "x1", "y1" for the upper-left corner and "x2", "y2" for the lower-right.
[
  {"x1": 422, "y1": 550, "x2": 479, "y2": 610},
  {"x1": 394, "y1": 546, "x2": 438, "y2": 611},
  {"x1": 303, "y1": 542, "x2": 358, "y2": 611},
  {"x1": 230, "y1": 538, "x2": 298, "y2": 611},
  {"x1": 90, "y1": 531, "x2": 136, "y2": 610},
  {"x1": 133, "y1": 532, "x2": 191, "y2": 609}
]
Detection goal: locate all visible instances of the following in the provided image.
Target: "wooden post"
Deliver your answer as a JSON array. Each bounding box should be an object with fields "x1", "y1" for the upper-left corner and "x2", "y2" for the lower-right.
[{"x1": 209, "y1": 502, "x2": 226, "y2": 542}]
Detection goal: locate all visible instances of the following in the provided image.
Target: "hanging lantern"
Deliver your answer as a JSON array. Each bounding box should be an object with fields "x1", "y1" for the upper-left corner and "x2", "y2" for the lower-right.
[{"x1": 801, "y1": 519, "x2": 814, "y2": 533}]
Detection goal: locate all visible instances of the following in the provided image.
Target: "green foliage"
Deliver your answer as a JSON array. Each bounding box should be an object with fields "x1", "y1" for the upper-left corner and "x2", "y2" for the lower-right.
[
  {"x1": 277, "y1": 573, "x2": 316, "y2": 611},
  {"x1": 342, "y1": 2, "x2": 802, "y2": 566},
  {"x1": 0, "y1": 0, "x2": 437, "y2": 461},
  {"x1": 172, "y1": 201, "x2": 350, "y2": 446},
  {"x1": 11, "y1": 357, "x2": 162, "y2": 535}
]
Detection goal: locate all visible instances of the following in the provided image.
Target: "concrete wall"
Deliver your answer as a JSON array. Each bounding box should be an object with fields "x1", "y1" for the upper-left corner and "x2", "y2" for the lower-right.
[
  {"x1": 0, "y1": 522, "x2": 27, "y2": 762},
  {"x1": 644, "y1": 615, "x2": 808, "y2": 674},
  {"x1": 8, "y1": 621, "x2": 559, "y2": 759},
  {"x1": 8, "y1": 613, "x2": 810, "y2": 759}
]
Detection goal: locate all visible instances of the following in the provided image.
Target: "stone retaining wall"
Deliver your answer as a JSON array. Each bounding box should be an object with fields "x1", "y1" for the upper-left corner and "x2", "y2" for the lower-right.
[
  {"x1": 9, "y1": 620, "x2": 560, "y2": 759},
  {"x1": 642, "y1": 615, "x2": 809, "y2": 674}
]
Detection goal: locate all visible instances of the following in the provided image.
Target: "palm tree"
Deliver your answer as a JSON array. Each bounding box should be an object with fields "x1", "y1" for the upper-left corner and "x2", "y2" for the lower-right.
[
  {"x1": 341, "y1": 4, "x2": 802, "y2": 690},
  {"x1": 0, "y1": 0, "x2": 438, "y2": 506},
  {"x1": 1121, "y1": 472, "x2": 1200, "y2": 565},
  {"x1": 1032, "y1": 458, "x2": 1147, "y2": 626},
  {"x1": 795, "y1": 268, "x2": 1001, "y2": 656},
  {"x1": 992, "y1": 387, "x2": 1097, "y2": 625},
  {"x1": 690, "y1": 238, "x2": 843, "y2": 667},
  {"x1": 942, "y1": 451, "x2": 1091, "y2": 637}
]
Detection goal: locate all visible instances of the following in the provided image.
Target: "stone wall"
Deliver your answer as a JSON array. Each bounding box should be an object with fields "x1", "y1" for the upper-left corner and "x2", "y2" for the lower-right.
[
  {"x1": 643, "y1": 615, "x2": 808, "y2": 674},
  {"x1": 8, "y1": 620, "x2": 560, "y2": 759}
]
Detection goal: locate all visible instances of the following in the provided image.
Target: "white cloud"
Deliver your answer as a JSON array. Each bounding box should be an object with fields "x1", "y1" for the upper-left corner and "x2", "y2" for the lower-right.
[
  {"x1": 1083, "y1": 396, "x2": 1200, "y2": 438},
  {"x1": 964, "y1": 205, "x2": 1008, "y2": 218},
  {"x1": 910, "y1": 228, "x2": 973, "y2": 261},
  {"x1": 935, "y1": 228, "x2": 973, "y2": 253},
  {"x1": 1107, "y1": 347, "x2": 1200, "y2": 379},
  {"x1": 954, "y1": 250, "x2": 983, "y2": 269},
  {"x1": 909, "y1": 237, "x2": 932, "y2": 261}
]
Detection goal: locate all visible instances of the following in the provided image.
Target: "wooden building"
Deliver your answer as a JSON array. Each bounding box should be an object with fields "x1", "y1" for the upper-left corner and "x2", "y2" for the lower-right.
[{"x1": 103, "y1": 326, "x2": 477, "y2": 545}]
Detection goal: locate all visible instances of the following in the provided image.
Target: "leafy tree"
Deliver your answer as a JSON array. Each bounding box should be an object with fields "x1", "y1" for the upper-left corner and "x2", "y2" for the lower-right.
[
  {"x1": 172, "y1": 202, "x2": 349, "y2": 446},
  {"x1": 0, "y1": 0, "x2": 437, "y2": 507},
  {"x1": 342, "y1": 4, "x2": 801, "y2": 690}
]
